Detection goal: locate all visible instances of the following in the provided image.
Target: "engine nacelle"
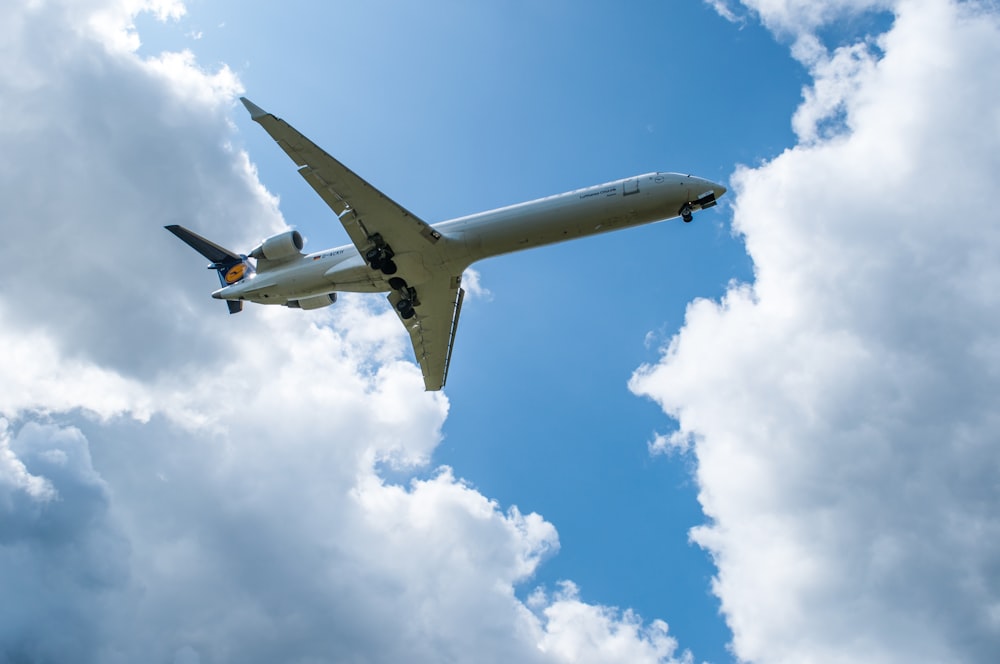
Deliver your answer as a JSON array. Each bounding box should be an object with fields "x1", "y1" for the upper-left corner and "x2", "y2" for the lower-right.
[
  {"x1": 249, "y1": 230, "x2": 304, "y2": 261},
  {"x1": 287, "y1": 293, "x2": 337, "y2": 310}
]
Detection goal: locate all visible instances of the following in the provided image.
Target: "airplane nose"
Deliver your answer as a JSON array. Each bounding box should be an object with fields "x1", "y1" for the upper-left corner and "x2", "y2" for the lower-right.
[
  {"x1": 680, "y1": 177, "x2": 727, "y2": 221},
  {"x1": 697, "y1": 177, "x2": 726, "y2": 199},
  {"x1": 689, "y1": 176, "x2": 726, "y2": 200},
  {"x1": 692, "y1": 177, "x2": 727, "y2": 205}
]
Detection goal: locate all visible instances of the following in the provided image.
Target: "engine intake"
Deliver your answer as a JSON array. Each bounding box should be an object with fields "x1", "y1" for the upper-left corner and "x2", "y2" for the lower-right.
[{"x1": 249, "y1": 230, "x2": 304, "y2": 261}]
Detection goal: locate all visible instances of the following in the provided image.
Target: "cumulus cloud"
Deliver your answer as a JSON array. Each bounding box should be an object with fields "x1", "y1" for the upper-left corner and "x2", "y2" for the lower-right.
[
  {"x1": 0, "y1": 1, "x2": 689, "y2": 662},
  {"x1": 0, "y1": 420, "x2": 129, "y2": 664},
  {"x1": 535, "y1": 582, "x2": 690, "y2": 664},
  {"x1": 634, "y1": 1, "x2": 1000, "y2": 662},
  {"x1": 461, "y1": 267, "x2": 493, "y2": 300}
]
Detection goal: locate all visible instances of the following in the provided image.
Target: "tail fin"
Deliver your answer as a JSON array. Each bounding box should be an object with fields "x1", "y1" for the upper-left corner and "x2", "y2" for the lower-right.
[{"x1": 165, "y1": 224, "x2": 253, "y2": 314}]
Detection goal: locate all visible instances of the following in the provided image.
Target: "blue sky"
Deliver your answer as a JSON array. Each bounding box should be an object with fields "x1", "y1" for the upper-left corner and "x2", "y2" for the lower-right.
[{"x1": 3, "y1": 1, "x2": 1000, "y2": 663}]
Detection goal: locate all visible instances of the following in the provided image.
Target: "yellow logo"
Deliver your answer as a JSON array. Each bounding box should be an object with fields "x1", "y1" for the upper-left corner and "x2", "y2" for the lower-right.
[{"x1": 224, "y1": 262, "x2": 247, "y2": 284}]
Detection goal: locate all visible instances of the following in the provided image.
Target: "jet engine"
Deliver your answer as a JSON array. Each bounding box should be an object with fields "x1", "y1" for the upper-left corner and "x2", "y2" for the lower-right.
[
  {"x1": 249, "y1": 230, "x2": 304, "y2": 261},
  {"x1": 287, "y1": 293, "x2": 337, "y2": 310}
]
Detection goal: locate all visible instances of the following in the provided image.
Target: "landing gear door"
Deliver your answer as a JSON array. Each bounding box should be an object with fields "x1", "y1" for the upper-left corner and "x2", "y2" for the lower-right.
[{"x1": 623, "y1": 177, "x2": 640, "y2": 196}]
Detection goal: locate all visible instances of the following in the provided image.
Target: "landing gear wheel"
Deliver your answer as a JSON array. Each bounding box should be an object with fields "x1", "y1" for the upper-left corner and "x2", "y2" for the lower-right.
[
  {"x1": 388, "y1": 277, "x2": 407, "y2": 290},
  {"x1": 365, "y1": 235, "x2": 396, "y2": 271},
  {"x1": 397, "y1": 297, "x2": 415, "y2": 319},
  {"x1": 679, "y1": 203, "x2": 694, "y2": 223},
  {"x1": 682, "y1": 212, "x2": 693, "y2": 223}
]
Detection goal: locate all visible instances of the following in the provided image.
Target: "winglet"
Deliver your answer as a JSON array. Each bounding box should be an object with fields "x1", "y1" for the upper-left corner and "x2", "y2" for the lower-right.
[{"x1": 240, "y1": 97, "x2": 269, "y2": 121}]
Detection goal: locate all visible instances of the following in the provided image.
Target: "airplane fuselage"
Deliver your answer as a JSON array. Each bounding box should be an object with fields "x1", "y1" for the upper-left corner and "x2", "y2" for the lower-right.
[{"x1": 213, "y1": 171, "x2": 722, "y2": 305}]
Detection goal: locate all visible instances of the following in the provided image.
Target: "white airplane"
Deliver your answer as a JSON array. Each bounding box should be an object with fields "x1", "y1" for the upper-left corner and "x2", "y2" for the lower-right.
[{"x1": 167, "y1": 97, "x2": 726, "y2": 391}]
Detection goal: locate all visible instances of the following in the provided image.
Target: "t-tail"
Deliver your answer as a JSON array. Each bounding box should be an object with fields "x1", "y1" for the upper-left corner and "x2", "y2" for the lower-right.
[{"x1": 165, "y1": 224, "x2": 253, "y2": 314}]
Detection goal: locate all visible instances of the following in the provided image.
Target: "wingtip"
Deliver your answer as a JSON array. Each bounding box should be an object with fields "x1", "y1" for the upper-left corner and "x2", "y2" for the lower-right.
[{"x1": 239, "y1": 96, "x2": 269, "y2": 120}]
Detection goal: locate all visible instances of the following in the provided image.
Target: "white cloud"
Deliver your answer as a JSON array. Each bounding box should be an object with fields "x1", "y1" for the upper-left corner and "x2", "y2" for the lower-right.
[
  {"x1": 0, "y1": 1, "x2": 692, "y2": 662},
  {"x1": 0, "y1": 419, "x2": 56, "y2": 503},
  {"x1": 0, "y1": 311, "x2": 155, "y2": 421},
  {"x1": 634, "y1": 1, "x2": 1000, "y2": 662},
  {"x1": 0, "y1": 421, "x2": 129, "y2": 664},
  {"x1": 706, "y1": 0, "x2": 894, "y2": 36},
  {"x1": 704, "y1": 0, "x2": 745, "y2": 25},
  {"x1": 537, "y1": 582, "x2": 691, "y2": 664},
  {"x1": 461, "y1": 266, "x2": 493, "y2": 300}
]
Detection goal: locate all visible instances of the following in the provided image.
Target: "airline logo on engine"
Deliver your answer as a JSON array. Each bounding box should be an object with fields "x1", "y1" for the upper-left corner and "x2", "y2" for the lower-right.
[{"x1": 224, "y1": 262, "x2": 247, "y2": 284}]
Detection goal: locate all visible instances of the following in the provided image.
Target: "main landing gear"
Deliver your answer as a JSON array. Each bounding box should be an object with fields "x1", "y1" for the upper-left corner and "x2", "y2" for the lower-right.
[
  {"x1": 364, "y1": 233, "x2": 397, "y2": 275},
  {"x1": 367, "y1": 234, "x2": 419, "y2": 319},
  {"x1": 394, "y1": 282, "x2": 419, "y2": 319},
  {"x1": 386, "y1": 275, "x2": 419, "y2": 320}
]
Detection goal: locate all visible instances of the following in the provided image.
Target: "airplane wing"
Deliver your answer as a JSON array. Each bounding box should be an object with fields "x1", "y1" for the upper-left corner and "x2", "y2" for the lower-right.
[
  {"x1": 239, "y1": 97, "x2": 442, "y2": 255},
  {"x1": 241, "y1": 97, "x2": 463, "y2": 391},
  {"x1": 390, "y1": 274, "x2": 465, "y2": 391}
]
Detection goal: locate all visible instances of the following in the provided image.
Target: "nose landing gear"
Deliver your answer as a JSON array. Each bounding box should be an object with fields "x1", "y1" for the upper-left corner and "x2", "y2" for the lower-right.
[
  {"x1": 679, "y1": 203, "x2": 694, "y2": 223},
  {"x1": 679, "y1": 191, "x2": 718, "y2": 223}
]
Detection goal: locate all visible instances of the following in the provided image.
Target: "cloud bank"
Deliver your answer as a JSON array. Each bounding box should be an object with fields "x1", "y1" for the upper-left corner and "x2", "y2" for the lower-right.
[
  {"x1": 0, "y1": 1, "x2": 690, "y2": 662},
  {"x1": 634, "y1": 1, "x2": 1000, "y2": 662}
]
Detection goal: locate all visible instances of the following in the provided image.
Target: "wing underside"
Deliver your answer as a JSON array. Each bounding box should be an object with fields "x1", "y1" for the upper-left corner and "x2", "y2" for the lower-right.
[
  {"x1": 241, "y1": 97, "x2": 463, "y2": 390},
  {"x1": 240, "y1": 97, "x2": 441, "y2": 255},
  {"x1": 390, "y1": 276, "x2": 465, "y2": 391}
]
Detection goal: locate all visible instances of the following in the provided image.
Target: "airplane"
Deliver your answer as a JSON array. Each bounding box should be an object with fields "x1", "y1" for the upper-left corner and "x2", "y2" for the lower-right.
[{"x1": 166, "y1": 97, "x2": 726, "y2": 391}]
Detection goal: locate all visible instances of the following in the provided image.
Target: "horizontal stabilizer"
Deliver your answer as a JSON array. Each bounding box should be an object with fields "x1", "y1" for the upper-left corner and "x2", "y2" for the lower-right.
[
  {"x1": 165, "y1": 225, "x2": 241, "y2": 264},
  {"x1": 166, "y1": 224, "x2": 251, "y2": 312}
]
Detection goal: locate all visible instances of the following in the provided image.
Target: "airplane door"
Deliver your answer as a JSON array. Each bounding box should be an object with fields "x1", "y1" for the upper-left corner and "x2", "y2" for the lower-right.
[{"x1": 623, "y1": 177, "x2": 639, "y2": 196}]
